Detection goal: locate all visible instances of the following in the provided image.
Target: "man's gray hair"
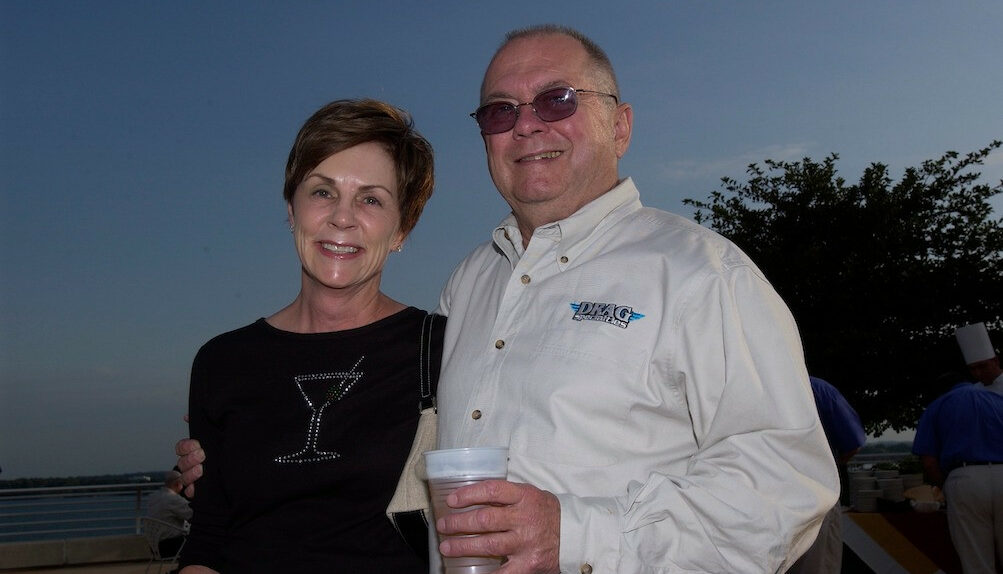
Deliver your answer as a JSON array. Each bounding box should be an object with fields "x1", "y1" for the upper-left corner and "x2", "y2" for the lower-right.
[
  {"x1": 491, "y1": 25, "x2": 620, "y2": 98},
  {"x1": 164, "y1": 470, "x2": 183, "y2": 488}
]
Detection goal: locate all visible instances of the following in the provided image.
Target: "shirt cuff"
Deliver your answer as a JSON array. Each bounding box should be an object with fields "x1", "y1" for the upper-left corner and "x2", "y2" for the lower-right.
[{"x1": 555, "y1": 492, "x2": 621, "y2": 573}]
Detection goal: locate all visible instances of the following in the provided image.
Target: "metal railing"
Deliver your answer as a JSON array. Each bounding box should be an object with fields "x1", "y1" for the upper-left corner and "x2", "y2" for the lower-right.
[{"x1": 0, "y1": 482, "x2": 160, "y2": 541}]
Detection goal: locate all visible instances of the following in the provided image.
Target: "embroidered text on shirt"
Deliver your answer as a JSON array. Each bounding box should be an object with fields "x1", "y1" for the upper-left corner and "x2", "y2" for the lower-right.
[{"x1": 570, "y1": 301, "x2": 645, "y2": 329}]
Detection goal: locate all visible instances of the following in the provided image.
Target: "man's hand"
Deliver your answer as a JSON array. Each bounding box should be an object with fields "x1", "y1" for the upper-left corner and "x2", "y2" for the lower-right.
[
  {"x1": 175, "y1": 438, "x2": 205, "y2": 498},
  {"x1": 436, "y1": 480, "x2": 560, "y2": 574}
]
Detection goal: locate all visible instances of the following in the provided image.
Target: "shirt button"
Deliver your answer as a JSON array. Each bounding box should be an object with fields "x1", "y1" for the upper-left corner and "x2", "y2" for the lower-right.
[
  {"x1": 495, "y1": 340, "x2": 505, "y2": 349},
  {"x1": 471, "y1": 409, "x2": 482, "y2": 420},
  {"x1": 520, "y1": 274, "x2": 531, "y2": 284},
  {"x1": 560, "y1": 256, "x2": 569, "y2": 264},
  {"x1": 580, "y1": 564, "x2": 593, "y2": 574}
]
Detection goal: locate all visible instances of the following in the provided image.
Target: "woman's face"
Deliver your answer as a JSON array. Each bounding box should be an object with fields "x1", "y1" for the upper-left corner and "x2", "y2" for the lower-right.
[{"x1": 287, "y1": 141, "x2": 403, "y2": 296}]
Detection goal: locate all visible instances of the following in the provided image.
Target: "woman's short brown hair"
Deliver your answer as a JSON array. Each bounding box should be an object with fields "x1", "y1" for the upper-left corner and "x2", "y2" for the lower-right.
[{"x1": 284, "y1": 99, "x2": 435, "y2": 237}]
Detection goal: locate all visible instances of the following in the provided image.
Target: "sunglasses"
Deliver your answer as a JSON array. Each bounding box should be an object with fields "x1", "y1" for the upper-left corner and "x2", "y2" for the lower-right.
[{"x1": 470, "y1": 87, "x2": 619, "y2": 135}]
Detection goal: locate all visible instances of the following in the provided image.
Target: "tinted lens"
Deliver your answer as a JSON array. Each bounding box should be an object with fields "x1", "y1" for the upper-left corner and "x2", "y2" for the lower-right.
[
  {"x1": 532, "y1": 88, "x2": 578, "y2": 122},
  {"x1": 474, "y1": 102, "x2": 518, "y2": 135},
  {"x1": 473, "y1": 87, "x2": 579, "y2": 134}
]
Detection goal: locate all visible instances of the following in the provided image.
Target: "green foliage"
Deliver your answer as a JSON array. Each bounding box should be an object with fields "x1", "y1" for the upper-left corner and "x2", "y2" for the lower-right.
[
  {"x1": 858, "y1": 442, "x2": 913, "y2": 454},
  {"x1": 684, "y1": 142, "x2": 1003, "y2": 435}
]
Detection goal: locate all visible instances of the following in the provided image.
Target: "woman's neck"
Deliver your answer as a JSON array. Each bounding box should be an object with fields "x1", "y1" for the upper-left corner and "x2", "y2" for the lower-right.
[{"x1": 267, "y1": 285, "x2": 406, "y2": 334}]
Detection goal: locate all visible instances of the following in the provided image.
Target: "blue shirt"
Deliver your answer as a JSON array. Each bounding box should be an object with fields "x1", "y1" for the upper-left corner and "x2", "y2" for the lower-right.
[
  {"x1": 810, "y1": 377, "x2": 866, "y2": 456},
  {"x1": 912, "y1": 382, "x2": 1003, "y2": 471}
]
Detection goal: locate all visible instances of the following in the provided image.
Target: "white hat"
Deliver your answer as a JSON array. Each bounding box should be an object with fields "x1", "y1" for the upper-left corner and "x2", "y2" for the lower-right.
[{"x1": 955, "y1": 322, "x2": 995, "y2": 364}]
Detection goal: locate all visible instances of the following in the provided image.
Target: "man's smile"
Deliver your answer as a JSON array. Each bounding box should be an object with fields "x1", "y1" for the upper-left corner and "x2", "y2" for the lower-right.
[{"x1": 518, "y1": 151, "x2": 562, "y2": 162}]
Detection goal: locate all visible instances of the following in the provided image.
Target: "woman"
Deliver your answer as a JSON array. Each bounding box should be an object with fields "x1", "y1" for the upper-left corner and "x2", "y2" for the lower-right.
[{"x1": 178, "y1": 99, "x2": 440, "y2": 573}]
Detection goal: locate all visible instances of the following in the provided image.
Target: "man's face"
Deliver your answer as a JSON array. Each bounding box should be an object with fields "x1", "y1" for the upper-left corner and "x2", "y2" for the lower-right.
[
  {"x1": 478, "y1": 33, "x2": 631, "y2": 235},
  {"x1": 968, "y1": 356, "x2": 1002, "y2": 386}
]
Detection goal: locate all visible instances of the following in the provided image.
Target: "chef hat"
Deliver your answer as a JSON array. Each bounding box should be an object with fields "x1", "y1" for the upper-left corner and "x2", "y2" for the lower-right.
[{"x1": 955, "y1": 322, "x2": 995, "y2": 364}]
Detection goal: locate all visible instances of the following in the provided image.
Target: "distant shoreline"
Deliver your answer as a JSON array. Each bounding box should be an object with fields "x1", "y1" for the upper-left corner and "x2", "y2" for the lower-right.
[{"x1": 0, "y1": 470, "x2": 168, "y2": 489}]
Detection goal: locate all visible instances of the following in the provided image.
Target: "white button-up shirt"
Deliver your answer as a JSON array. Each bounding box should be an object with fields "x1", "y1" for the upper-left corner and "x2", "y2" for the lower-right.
[{"x1": 436, "y1": 178, "x2": 838, "y2": 573}]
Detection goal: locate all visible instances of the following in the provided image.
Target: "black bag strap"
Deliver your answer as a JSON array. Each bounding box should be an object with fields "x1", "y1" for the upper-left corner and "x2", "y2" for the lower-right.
[
  {"x1": 418, "y1": 312, "x2": 438, "y2": 411},
  {"x1": 392, "y1": 311, "x2": 442, "y2": 562},
  {"x1": 392, "y1": 510, "x2": 430, "y2": 562}
]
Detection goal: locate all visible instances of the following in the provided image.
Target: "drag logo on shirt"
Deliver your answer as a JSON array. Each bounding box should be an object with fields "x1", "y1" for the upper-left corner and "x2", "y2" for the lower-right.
[{"x1": 570, "y1": 301, "x2": 644, "y2": 329}]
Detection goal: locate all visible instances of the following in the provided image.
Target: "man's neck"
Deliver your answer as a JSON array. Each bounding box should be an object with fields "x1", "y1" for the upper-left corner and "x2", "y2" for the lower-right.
[{"x1": 512, "y1": 179, "x2": 623, "y2": 248}]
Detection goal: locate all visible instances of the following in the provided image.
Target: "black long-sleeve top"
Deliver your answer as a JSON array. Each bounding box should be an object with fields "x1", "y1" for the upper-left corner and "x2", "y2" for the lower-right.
[{"x1": 180, "y1": 307, "x2": 442, "y2": 573}]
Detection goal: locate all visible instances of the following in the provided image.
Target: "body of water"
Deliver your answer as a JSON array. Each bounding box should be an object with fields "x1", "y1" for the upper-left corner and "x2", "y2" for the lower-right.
[{"x1": 0, "y1": 483, "x2": 157, "y2": 542}]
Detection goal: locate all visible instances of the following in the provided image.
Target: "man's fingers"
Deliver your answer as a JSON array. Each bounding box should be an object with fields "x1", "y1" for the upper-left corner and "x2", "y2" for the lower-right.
[
  {"x1": 180, "y1": 461, "x2": 202, "y2": 498},
  {"x1": 448, "y1": 479, "x2": 518, "y2": 508},
  {"x1": 178, "y1": 452, "x2": 205, "y2": 473},
  {"x1": 180, "y1": 457, "x2": 204, "y2": 480},
  {"x1": 174, "y1": 438, "x2": 204, "y2": 499},
  {"x1": 175, "y1": 438, "x2": 201, "y2": 456},
  {"x1": 436, "y1": 482, "x2": 561, "y2": 573},
  {"x1": 439, "y1": 529, "x2": 514, "y2": 560},
  {"x1": 438, "y1": 504, "x2": 510, "y2": 536}
]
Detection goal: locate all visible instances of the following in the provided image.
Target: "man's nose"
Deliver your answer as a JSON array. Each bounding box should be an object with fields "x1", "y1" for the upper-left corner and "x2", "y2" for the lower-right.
[{"x1": 512, "y1": 102, "x2": 548, "y2": 137}]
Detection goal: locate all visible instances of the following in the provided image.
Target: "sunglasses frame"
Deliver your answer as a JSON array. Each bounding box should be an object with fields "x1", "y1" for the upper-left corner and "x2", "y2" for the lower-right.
[{"x1": 470, "y1": 87, "x2": 618, "y2": 135}]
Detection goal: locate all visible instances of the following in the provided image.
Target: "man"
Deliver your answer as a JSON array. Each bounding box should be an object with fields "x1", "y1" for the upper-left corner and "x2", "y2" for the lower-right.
[
  {"x1": 956, "y1": 322, "x2": 1003, "y2": 394},
  {"x1": 430, "y1": 26, "x2": 835, "y2": 573},
  {"x1": 912, "y1": 380, "x2": 1003, "y2": 572},
  {"x1": 146, "y1": 470, "x2": 193, "y2": 559},
  {"x1": 179, "y1": 25, "x2": 837, "y2": 573},
  {"x1": 913, "y1": 331, "x2": 1003, "y2": 573},
  {"x1": 787, "y1": 377, "x2": 866, "y2": 574}
]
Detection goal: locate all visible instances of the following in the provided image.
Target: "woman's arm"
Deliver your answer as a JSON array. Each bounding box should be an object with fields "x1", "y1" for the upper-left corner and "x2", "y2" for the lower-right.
[{"x1": 179, "y1": 346, "x2": 229, "y2": 572}]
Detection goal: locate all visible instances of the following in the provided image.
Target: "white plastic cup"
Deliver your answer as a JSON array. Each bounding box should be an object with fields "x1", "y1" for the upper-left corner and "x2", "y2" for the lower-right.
[{"x1": 424, "y1": 447, "x2": 509, "y2": 574}]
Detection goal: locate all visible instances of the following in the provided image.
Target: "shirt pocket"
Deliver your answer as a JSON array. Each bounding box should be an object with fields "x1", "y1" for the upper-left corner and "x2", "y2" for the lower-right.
[{"x1": 507, "y1": 322, "x2": 651, "y2": 468}]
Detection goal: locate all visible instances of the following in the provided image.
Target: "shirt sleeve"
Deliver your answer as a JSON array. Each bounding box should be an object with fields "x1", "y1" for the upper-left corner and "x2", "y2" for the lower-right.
[
  {"x1": 178, "y1": 346, "x2": 229, "y2": 572},
  {"x1": 167, "y1": 493, "x2": 194, "y2": 522},
  {"x1": 811, "y1": 377, "x2": 867, "y2": 456},
  {"x1": 911, "y1": 401, "x2": 941, "y2": 457},
  {"x1": 556, "y1": 263, "x2": 839, "y2": 573},
  {"x1": 435, "y1": 262, "x2": 457, "y2": 317}
]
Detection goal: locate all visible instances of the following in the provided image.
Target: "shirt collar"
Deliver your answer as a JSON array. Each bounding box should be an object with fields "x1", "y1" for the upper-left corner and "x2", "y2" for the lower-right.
[{"x1": 492, "y1": 177, "x2": 643, "y2": 264}]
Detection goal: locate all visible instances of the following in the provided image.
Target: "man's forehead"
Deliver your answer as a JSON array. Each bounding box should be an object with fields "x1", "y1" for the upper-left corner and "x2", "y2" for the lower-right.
[
  {"x1": 482, "y1": 78, "x2": 577, "y2": 102},
  {"x1": 969, "y1": 356, "x2": 1000, "y2": 369},
  {"x1": 482, "y1": 35, "x2": 589, "y2": 98}
]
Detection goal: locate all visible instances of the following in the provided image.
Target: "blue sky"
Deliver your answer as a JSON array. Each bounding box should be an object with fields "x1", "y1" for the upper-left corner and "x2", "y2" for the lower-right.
[{"x1": 1, "y1": 1, "x2": 1000, "y2": 479}]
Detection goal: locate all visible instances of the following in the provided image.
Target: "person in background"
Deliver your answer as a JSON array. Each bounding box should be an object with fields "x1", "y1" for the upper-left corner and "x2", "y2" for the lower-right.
[
  {"x1": 913, "y1": 328, "x2": 1003, "y2": 574},
  {"x1": 178, "y1": 99, "x2": 439, "y2": 574},
  {"x1": 787, "y1": 377, "x2": 866, "y2": 574},
  {"x1": 146, "y1": 470, "x2": 193, "y2": 560},
  {"x1": 178, "y1": 25, "x2": 838, "y2": 574},
  {"x1": 956, "y1": 322, "x2": 1003, "y2": 394}
]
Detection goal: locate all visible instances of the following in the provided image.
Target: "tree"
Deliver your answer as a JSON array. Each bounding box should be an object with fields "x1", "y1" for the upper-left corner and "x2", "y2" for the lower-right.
[{"x1": 684, "y1": 141, "x2": 1003, "y2": 435}]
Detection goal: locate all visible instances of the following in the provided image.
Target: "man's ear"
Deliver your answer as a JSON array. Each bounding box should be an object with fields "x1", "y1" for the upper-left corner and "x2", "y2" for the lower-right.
[{"x1": 613, "y1": 103, "x2": 633, "y2": 159}]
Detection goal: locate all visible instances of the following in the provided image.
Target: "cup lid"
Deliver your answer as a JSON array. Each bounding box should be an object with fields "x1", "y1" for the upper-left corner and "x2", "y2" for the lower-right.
[{"x1": 423, "y1": 446, "x2": 509, "y2": 480}]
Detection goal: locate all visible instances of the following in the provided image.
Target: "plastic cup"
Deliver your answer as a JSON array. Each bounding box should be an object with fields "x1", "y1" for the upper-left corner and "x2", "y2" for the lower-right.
[{"x1": 424, "y1": 447, "x2": 509, "y2": 574}]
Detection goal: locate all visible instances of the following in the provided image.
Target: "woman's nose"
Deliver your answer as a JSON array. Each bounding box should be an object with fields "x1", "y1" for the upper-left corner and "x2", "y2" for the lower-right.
[{"x1": 327, "y1": 200, "x2": 357, "y2": 228}]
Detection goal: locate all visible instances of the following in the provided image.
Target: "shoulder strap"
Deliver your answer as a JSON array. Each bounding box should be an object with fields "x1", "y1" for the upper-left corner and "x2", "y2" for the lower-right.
[{"x1": 418, "y1": 313, "x2": 438, "y2": 411}]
